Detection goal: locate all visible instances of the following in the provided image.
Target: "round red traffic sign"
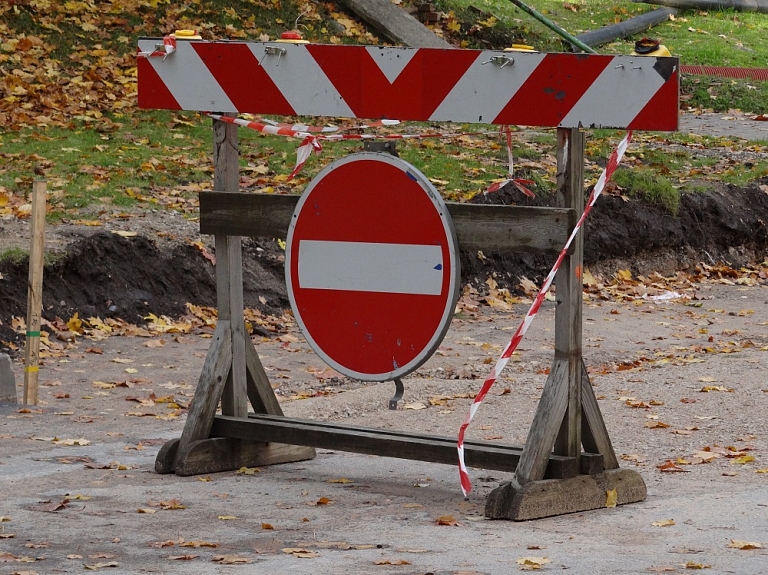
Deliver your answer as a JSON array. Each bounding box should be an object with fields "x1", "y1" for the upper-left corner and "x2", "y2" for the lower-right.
[{"x1": 286, "y1": 153, "x2": 460, "y2": 381}]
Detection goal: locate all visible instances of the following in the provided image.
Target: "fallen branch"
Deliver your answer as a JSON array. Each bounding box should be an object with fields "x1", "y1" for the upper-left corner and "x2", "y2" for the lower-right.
[
  {"x1": 631, "y1": 0, "x2": 768, "y2": 14},
  {"x1": 336, "y1": 0, "x2": 452, "y2": 48}
]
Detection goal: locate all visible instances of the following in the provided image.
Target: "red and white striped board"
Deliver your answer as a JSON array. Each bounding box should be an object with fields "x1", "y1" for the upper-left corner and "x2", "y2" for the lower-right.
[
  {"x1": 285, "y1": 153, "x2": 460, "y2": 382},
  {"x1": 138, "y1": 39, "x2": 679, "y2": 130}
]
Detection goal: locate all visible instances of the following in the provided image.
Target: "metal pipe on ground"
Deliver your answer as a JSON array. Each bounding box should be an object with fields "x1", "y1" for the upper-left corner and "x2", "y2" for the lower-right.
[
  {"x1": 632, "y1": 0, "x2": 768, "y2": 13},
  {"x1": 576, "y1": 8, "x2": 677, "y2": 49},
  {"x1": 505, "y1": 0, "x2": 597, "y2": 54}
]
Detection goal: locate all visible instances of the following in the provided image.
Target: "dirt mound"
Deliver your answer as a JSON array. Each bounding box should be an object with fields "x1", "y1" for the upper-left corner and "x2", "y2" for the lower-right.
[
  {"x1": 463, "y1": 179, "x2": 768, "y2": 290},
  {"x1": 2, "y1": 182, "x2": 768, "y2": 354},
  {"x1": 0, "y1": 232, "x2": 288, "y2": 350}
]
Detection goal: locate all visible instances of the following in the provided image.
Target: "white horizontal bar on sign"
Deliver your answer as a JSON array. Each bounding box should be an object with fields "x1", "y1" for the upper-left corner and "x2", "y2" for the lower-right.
[{"x1": 298, "y1": 240, "x2": 444, "y2": 295}]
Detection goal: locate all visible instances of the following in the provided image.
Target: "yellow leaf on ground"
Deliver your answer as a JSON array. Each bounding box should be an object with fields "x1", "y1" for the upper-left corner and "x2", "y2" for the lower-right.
[
  {"x1": 683, "y1": 562, "x2": 711, "y2": 569},
  {"x1": 727, "y1": 539, "x2": 763, "y2": 550},
  {"x1": 652, "y1": 519, "x2": 675, "y2": 527},
  {"x1": 517, "y1": 556, "x2": 552, "y2": 570},
  {"x1": 235, "y1": 467, "x2": 260, "y2": 475},
  {"x1": 217, "y1": 516, "x2": 237, "y2": 520},
  {"x1": 605, "y1": 489, "x2": 618, "y2": 508},
  {"x1": 327, "y1": 478, "x2": 352, "y2": 484},
  {"x1": 733, "y1": 455, "x2": 755, "y2": 464}
]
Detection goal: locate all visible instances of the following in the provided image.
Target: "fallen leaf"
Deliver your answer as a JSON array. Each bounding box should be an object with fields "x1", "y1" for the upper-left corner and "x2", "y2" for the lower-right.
[
  {"x1": 403, "y1": 402, "x2": 428, "y2": 410},
  {"x1": 658, "y1": 460, "x2": 689, "y2": 473},
  {"x1": 683, "y1": 561, "x2": 711, "y2": 569},
  {"x1": 645, "y1": 421, "x2": 670, "y2": 429},
  {"x1": 316, "y1": 497, "x2": 331, "y2": 505},
  {"x1": 652, "y1": 519, "x2": 675, "y2": 527},
  {"x1": 605, "y1": 489, "x2": 618, "y2": 508},
  {"x1": 180, "y1": 540, "x2": 218, "y2": 548},
  {"x1": 327, "y1": 478, "x2": 352, "y2": 484},
  {"x1": 261, "y1": 522, "x2": 274, "y2": 530},
  {"x1": 84, "y1": 562, "x2": 119, "y2": 570},
  {"x1": 211, "y1": 555, "x2": 252, "y2": 564},
  {"x1": 435, "y1": 515, "x2": 461, "y2": 526},
  {"x1": 727, "y1": 539, "x2": 762, "y2": 550},
  {"x1": 517, "y1": 556, "x2": 552, "y2": 570},
  {"x1": 235, "y1": 467, "x2": 259, "y2": 475},
  {"x1": 733, "y1": 455, "x2": 755, "y2": 465},
  {"x1": 168, "y1": 554, "x2": 198, "y2": 560},
  {"x1": 374, "y1": 559, "x2": 411, "y2": 565},
  {"x1": 217, "y1": 515, "x2": 237, "y2": 520},
  {"x1": 700, "y1": 385, "x2": 733, "y2": 392},
  {"x1": 149, "y1": 540, "x2": 177, "y2": 548},
  {"x1": 281, "y1": 548, "x2": 319, "y2": 558}
]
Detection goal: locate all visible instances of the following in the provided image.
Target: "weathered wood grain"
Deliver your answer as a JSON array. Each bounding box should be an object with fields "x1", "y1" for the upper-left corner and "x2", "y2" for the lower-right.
[
  {"x1": 210, "y1": 414, "x2": 581, "y2": 478},
  {"x1": 486, "y1": 468, "x2": 647, "y2": 520},
  {"x1": 580, "y1": 361, "x2": 619, "y2": 469},
  {"x1": 173, "y1": 437, "x2": 315, "y2": 476},
  {"x1": 553, "y1": 128, "x2": 584, "y2": 461},
  {"x1": 244, "y1": 337, "x2": 283, "y2": 416},
  {"x1": 513, "y1": 359, "x2": 571, "y2": 485},
  {"x1": 172, "y1": 323, "x2": 232, "y2": 470},
  {"x1": 199, "y1": 192, "x2": 573, "y2": 254}
]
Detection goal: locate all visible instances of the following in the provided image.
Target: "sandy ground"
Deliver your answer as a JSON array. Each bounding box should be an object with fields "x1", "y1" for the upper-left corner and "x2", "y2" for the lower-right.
[{"x1": 2, "y1": 281, "x2": 768, "y2": 574}]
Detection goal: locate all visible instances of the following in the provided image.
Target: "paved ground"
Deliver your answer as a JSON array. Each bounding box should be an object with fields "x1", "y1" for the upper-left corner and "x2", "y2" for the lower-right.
[
  {"x1": 2, "y1": 282, "x2": 768, "y2": 574},
  {"x1": 679, "y1": 110, "x2": 768, "y2": 142}
]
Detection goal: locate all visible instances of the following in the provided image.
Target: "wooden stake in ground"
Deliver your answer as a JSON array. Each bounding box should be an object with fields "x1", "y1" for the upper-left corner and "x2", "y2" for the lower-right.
[{"x1": 23, "y1": 180, "x2": 46, "y2": 405}]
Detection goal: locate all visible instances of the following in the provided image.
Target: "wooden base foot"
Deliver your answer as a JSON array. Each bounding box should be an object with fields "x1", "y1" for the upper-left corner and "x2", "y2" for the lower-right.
[
  {"x1": 485, "y1": 468, "x2": 647, "y2": 521},
  {"x1": 170, "y1": 437, "x2": 316, "y2": 476},
  {"x1": 155, "y1": 439, "x2": 181, "y2": 474}
]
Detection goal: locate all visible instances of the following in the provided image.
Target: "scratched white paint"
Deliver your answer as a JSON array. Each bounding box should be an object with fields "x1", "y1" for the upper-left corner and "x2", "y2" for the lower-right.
[
  {"x1": 298, "y1": 240, "x2": 443, "y2": 295},
  {"x1": 139, "y1": 39, "x2": 236, "y2": 112}
]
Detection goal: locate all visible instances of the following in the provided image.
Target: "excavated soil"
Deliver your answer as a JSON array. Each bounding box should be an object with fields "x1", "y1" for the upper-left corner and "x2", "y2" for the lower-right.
[{"x1": 2, "y1": 180, "x2": 768, "y2": 354}]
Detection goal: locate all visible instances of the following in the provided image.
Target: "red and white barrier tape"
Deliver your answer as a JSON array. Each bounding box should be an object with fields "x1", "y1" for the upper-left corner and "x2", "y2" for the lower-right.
[
  {"x1": 209, "y1": 114, "x2": 534, "y2": 194},
  {"x1": 258, "y1": 117, "x2": 401, "y2": 133},
  {"x1": 456, "y1": 130, "x2": 633, "y2": 496},
  {"x1": 137, "y1": 35, "x2": 176, "y2": 60}
]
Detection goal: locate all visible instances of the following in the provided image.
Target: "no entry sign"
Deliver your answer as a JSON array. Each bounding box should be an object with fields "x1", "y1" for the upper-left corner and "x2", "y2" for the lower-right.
[{"x1": 286, "y1": 153, "x2": 460, "y2": 381}]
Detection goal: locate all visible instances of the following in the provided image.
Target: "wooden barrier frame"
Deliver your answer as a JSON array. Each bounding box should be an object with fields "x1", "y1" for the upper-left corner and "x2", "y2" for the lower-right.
[
  {"x1": 141, "y1": 40, "x2": 680, "y2": 519},
  {"x1": 153, "y1": 119, "x2": 647, "y2": 520}
]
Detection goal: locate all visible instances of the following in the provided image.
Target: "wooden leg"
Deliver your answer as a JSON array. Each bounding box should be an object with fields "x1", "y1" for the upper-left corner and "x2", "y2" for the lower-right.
[
  {"x1": 245, "y1": 334, "x2": 284, "y2": 416},
  {"x1": 155, "y1": 322, "x2": 232, "y2": 473},
  {"x1": 580, "y1": 360, "x2": 619, "y2": 469},
  {"x1": 512, "y1": 358, "x2": 571, "y2": 485}
]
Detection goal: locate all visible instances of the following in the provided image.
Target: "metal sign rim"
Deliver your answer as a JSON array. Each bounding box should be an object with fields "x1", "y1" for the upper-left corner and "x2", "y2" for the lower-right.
[{"x1": 285, "y1": 152, "x2": 460, "y2": 382}]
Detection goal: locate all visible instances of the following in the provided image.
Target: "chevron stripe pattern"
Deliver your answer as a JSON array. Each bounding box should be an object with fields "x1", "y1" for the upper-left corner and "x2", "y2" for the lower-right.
[{"x1": 138, "y1": 40, "x2": 679, "y2": 130}]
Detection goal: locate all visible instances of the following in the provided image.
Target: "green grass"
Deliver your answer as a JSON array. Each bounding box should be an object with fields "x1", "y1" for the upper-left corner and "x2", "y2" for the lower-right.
[
  {"x1": 0, "y1": 248, "x2": 28, "y2": 265},
  {"x1": 612, "y1": 166, "x2": 679, "y2": 214},
  {"x1": 1, "y1": 0, "x2": 767, "y2": 220},
  {"x1": 436, "y1": 0, "x2": 768, "y2": 113}
]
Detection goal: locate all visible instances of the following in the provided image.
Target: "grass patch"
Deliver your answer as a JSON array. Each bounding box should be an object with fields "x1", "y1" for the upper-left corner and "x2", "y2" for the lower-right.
[
  {"x1": 612, "y1": 166, "x2": 679, "y2": 214},
  {"x1": 0, "y1": 248, "x2": 28, "y2": 265}
]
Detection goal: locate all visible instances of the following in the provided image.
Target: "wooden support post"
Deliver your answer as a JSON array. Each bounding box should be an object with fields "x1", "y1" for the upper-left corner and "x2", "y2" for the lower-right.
[
  {"x1": 23, "y1": 180, "x2": 46, "y2": 406},
  {"x1": 213, "y1": 115, "x2": 248, "y2": 418},
  {"x1": 156, "y1": 115, "x2": 314, "y2": 475},
  {"x1": 553, "y1": 127, "x2": 585, "y2": 461},
  {"x1": 486, "y1": 129, "x2": 646, "y2": 519}
]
